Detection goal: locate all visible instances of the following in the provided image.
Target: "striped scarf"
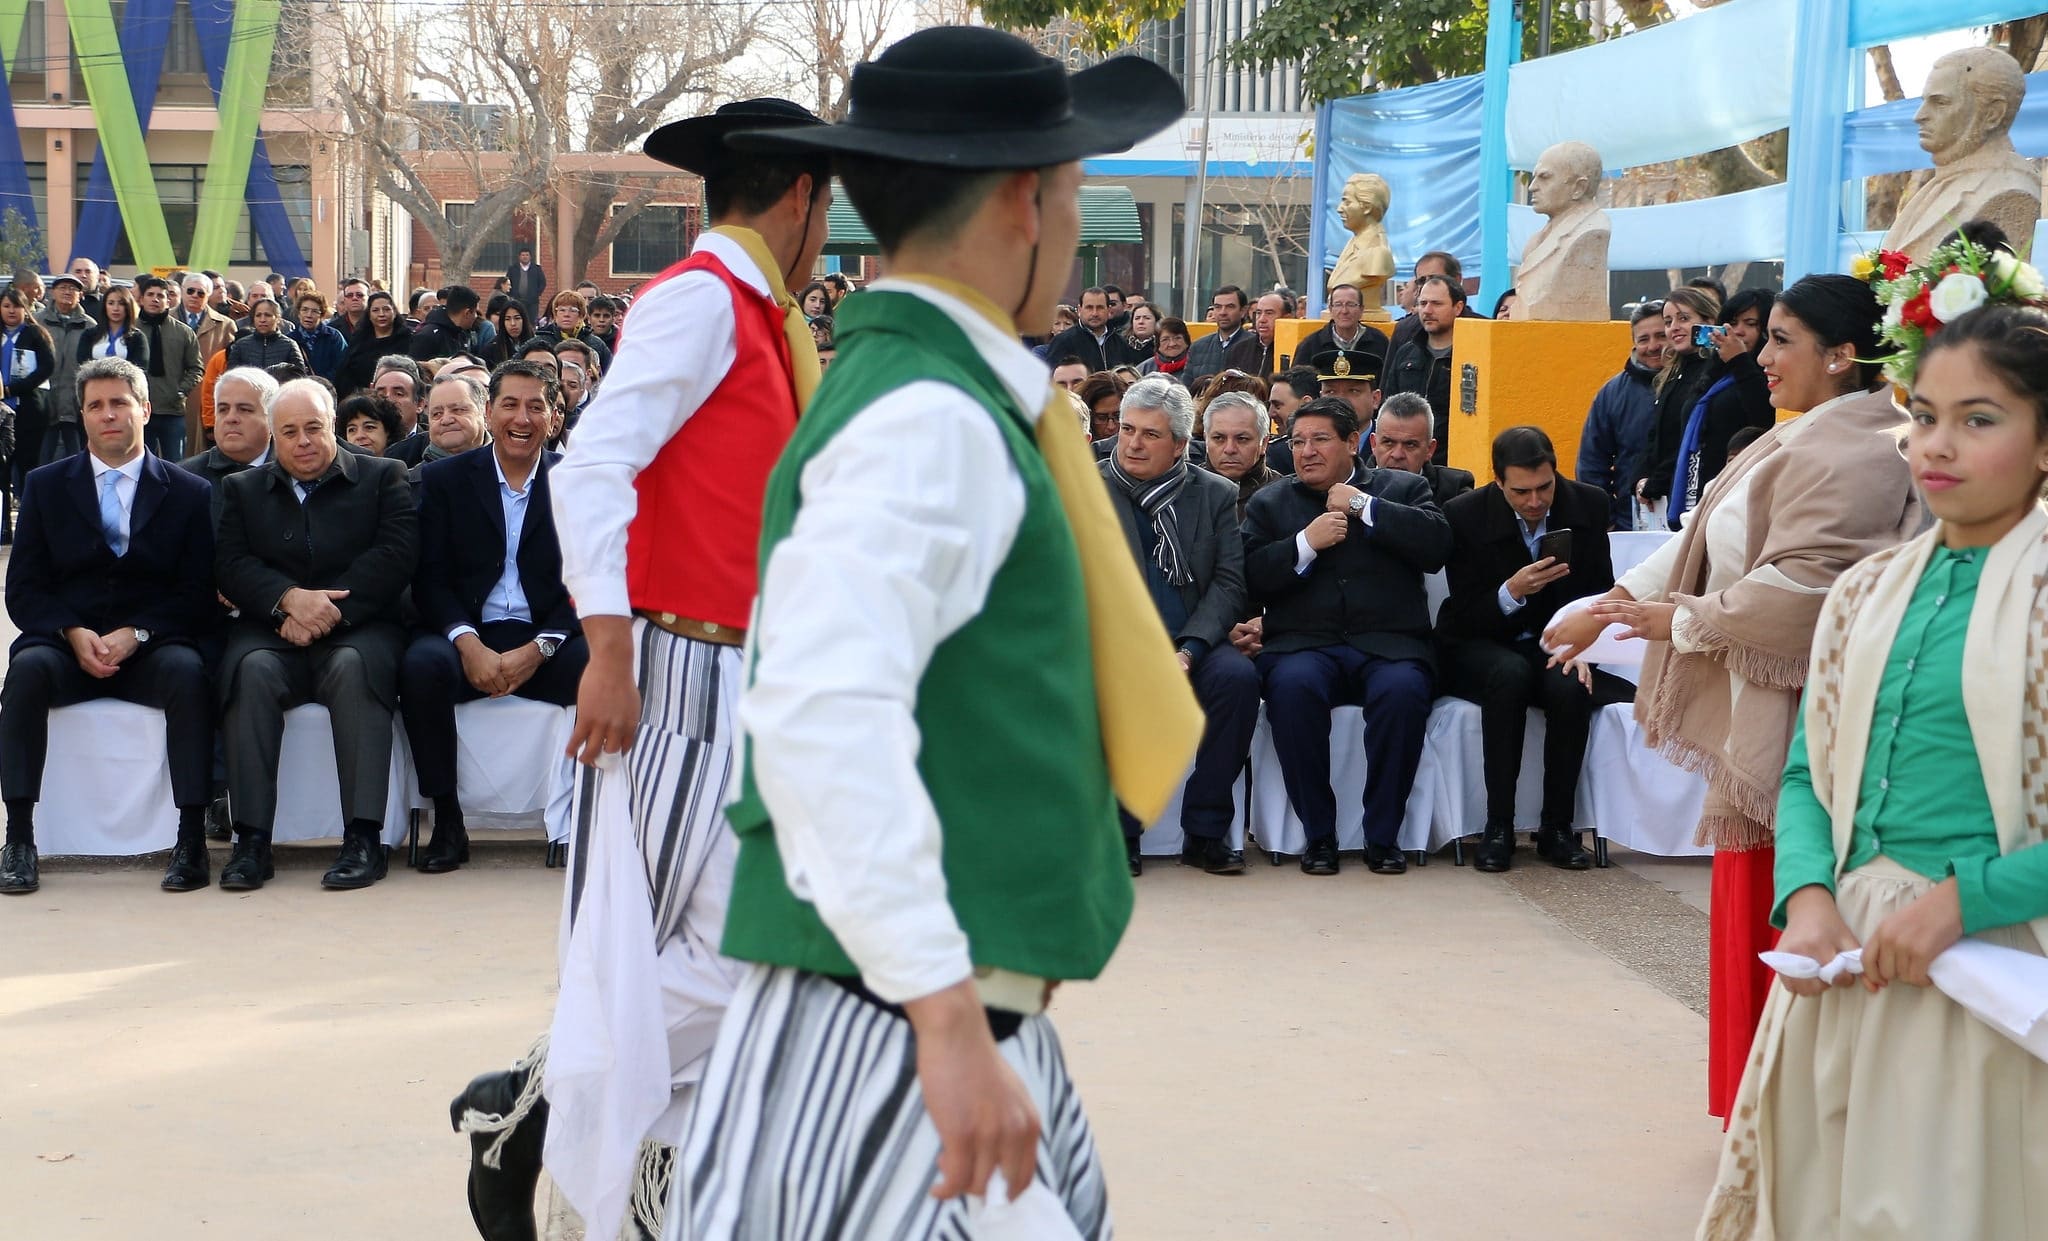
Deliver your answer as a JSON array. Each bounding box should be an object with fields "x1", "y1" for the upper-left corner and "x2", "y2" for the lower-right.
[{"x1": 1105, "y1": 451, "x2": 1193, "y2": 586}]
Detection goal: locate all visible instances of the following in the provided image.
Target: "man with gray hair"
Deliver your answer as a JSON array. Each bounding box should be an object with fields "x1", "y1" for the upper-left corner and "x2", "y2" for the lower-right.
[
  {"x1": 182, "y1": 367, "x2": 280, "y2": 523},
  {"x1": 1098, "y1": 374, "x2": 1258, "y2": 875},
  {"x1": 1372, "y1": 391, "x2": 1474, "y2": 508},
  {"x1": 414, "y1": 372, "x2": 490, "y2": 473},
  {"x1": 179, "y1": 272, "x2": 236, "y2": 362}
]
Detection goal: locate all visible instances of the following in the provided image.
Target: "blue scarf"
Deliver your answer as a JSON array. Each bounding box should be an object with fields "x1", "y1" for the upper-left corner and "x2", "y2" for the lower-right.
[
  {"x1": 1668, "y1": 374, "x2": 1735, "y2": 528},
  {"x1": 1, "y1": 325, "x2": 20, "y2": 412}
]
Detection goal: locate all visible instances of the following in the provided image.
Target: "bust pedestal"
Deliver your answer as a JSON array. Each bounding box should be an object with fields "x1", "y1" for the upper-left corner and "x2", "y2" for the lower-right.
[{"x1": 1448, "y1": 319, "x2": 1631, "y2": 480}]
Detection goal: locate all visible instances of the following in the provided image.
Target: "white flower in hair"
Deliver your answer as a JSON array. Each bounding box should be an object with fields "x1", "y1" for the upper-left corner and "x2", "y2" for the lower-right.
[
  {"x1": 1884, "y1": 297, "x2": 1905, "y2": 329},
  {"x1": 1992, "y1": 252, "x2": 2048, "y2": 300},
  {"x1": 1928, "y1": 271, "x2": 1989, "y2": 323}
]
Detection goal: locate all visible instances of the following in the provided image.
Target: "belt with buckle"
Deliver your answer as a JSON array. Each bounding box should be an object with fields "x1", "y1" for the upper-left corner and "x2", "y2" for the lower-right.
[{"x1": 634, "y1": 610, "x2": 745, "y2": 647}]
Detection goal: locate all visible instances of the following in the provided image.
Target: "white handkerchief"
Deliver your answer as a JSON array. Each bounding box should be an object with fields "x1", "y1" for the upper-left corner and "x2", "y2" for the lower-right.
[
  {"x1": 967, "y1": 1171, "x2": 1086, "y2": 1241},
  {"x1": 1926, "y1": 939, "x2": 2048, "y2": 1064},
  {"x1": 1759, "y1": 948, "x2": 1864, "y2": 984},
  {"x1": 1542, "y1": 595, "x2": 1647, "y2": 666}
]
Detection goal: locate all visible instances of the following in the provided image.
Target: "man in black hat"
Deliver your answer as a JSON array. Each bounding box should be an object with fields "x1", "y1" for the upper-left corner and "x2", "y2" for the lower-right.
[
  {"x1": 445, "y1": 96, "x2": 830, "y2": 1241},
  {"x1": 677, "y1": 26, "x2": 1192, "y2": 1239}
]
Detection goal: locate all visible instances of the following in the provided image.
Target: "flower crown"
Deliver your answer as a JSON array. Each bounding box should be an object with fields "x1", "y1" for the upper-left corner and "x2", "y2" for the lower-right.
[{"x1": 1852, "y1": 237, "x2": 2048, "y2": 386}]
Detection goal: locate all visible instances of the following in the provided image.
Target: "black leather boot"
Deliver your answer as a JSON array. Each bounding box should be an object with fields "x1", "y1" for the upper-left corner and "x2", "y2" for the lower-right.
[
  {"x1": 451, "y1": 1063, "x2": 548, "y2": 1241},
  {"x1": 1474, "y1": 821, "x2": 1515, "y2": 874}
]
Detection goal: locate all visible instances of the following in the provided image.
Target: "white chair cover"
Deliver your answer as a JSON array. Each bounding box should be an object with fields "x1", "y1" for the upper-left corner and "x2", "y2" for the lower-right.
[
  {"x1": 1247, "y1": 706, "x2": 1441, "y2": 858},
  {"x1": 34, "y1": 701, "x2": 412, "y2": 855},
  {"x1": 1578, "y1": 705, "x2": 1711, "y2": 857},
  {"x1": 406, "y1": 697, "x2": 577, "y2": 842},
  {"x1": 1135, "y1": 766, "x2": 1249, "y2": 856}
]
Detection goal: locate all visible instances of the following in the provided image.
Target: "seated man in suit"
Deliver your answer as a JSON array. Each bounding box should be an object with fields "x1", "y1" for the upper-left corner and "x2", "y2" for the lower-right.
[
  {"x1": 410, "y1": 372, "x2": 492, "y2": 478},
  {"x1": 182, "y1": 367, "x2": 279, "y2": 524},
  {"x1": 1245, "y1": 397, "x2": 1452, "y2": 876},
  {"x1": 399, "y1": 361, "x2": 587, "y2": 873},
  {"x1": 1098, "y1": 375, "x2": 1258, "y2": 876},
  {"x1": 1372, "y1": 392, "x2": 1474, "y2": 507},
  {"x1": 1437, "y1": 426, "x2": 1632, "y2": 873},
  {"x1": 214, "y1": 378, "x2": 419, "y2": 892},
  {"x1": 0, "y1": 358, "x2": 218, "y2": 895}
]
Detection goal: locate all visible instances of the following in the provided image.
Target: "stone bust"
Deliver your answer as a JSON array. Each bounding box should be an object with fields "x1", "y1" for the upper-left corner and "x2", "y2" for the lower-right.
[
  {"x1": 1516, "y1": 140, "x2": 1612, "y2": 321},
  {"x1": 1328, "y1": 172, "x2": 1395, "y2": 319},
  {"x1": 1883, "y1": 46, "x2": 2041, "y2": 262}
]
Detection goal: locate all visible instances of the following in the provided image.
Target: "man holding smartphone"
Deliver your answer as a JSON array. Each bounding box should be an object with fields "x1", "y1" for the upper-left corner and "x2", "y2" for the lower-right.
[{"x1": 1435, "y1": 426, "x2": 1633, "y2": 873}]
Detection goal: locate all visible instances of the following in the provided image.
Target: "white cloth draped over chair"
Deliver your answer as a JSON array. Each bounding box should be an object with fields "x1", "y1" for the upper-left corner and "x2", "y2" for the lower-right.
[{"x1": 405, "y1": 697, "x2": 577, "y2": 843}]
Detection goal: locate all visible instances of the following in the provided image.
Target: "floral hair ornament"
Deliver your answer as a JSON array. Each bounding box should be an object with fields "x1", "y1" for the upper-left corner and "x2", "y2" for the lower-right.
[{"x1": 1855, "y1": 235, "x2": 2048, "y2": 386}]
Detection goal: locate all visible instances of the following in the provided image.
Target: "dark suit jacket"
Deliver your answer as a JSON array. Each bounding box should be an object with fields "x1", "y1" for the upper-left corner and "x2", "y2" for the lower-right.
[
  {"x1": 1417, "y1": 461, "x2": 1475, "y2": 508},
  {"x1": 386, "y1": 429, "x2": 430, "y2": 468},
  {"x1": 180, "y1": 445, "x2": 261, "y2": 527},
  {"x1": 1097, "y1": 459, "x2": 1243, "y2": 654},
  {"x1": 1044, "y1": 323, "x2": 1139, "y2": 374},
  {"x1": 1184, "y1": 327, "x2": 1263, "y2": 387},
  {"x1": 505, "y1": 264, "x2": 547, "y2": 313},
  {"x1": 214, "y1": 449, "x2": 419, "y2": 705},
  {"x1": 413, "y1": 446, "x2": 578, "y2": 641},
  {"x1": 1436, "y1": 476, "x2": 1615, "y2": 646},
  {"x1": 6, "y1": 452, "x2": 217, "y2": 656},
  {"x1": 1242, "y1": 461, "x2": 1452, "y2": 666}
]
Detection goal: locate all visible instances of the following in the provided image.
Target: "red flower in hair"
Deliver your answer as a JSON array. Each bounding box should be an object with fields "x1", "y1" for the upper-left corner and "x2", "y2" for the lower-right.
[
  {"x1": 1879, "y1": 250, "x2": 1912, "y2": 280},
  {"x1": 1901, "y1": 287, "x2": 1938, "y2": 332}
]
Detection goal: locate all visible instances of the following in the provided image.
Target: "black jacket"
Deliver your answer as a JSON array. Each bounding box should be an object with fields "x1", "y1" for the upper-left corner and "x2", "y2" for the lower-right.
[
  {"x1": 1294, "y1": 322, "x2": 1389, "y2": 380},
  {"x1": 74, "y1": 323, "x2": 149, "y2": 372},
  {"x1": 1670, "y1": 351, "x2": 1774, "y2": 521},
  {"x1": 406, "y1": 306, "x2": 474, "y2": 362},
  {"x1": 224, "y1": 329, "x2": 308, "y2": 373},
  {"x1": 386, "y1": 429, "x2": 430, "y2": 468},
  {"x1": 1414, "y1": 461, "x2": 1476, "y2": 508},
  {"x1": 534, "y1": 324, "x2": 613, "y2": 372},
  {"x1": 505, "y1": 263, "x2": 546, "y2": 313},
  {"x1": 1, "y1": 321, "x2": 57, "y2": 426},
  {"x1": 1637, "y1": 350, "x2": 1716, "y2": 502},
  {"x1": 334, "y1": 326, "x2": 414, "y2": 398},
  {"x1": 1436, "y1": 476, "x2": 1615, "y2": 646},
  {"x1": 1383, "y1": 338, "x2": 1455, "y2": 464},
  {"x1": 1184, "y1": 327, "x2": 1263, "y2": 389},
  {"x1": 1387, "y1": 302, "x2": 1484, "y2": 359},
  {"x1": 1097, "y1": 459, "x2": 1244, "y2": 654},
  {"x1": 412, "y1": 446, "x2": 578, "y2": 642},
  {"x1": 1044, "y1": 323, "x2": 1140, "y2": 373},
  {"x1": 1242, "y1": 460, "x2": 1452, "y2": 666},
  {"x1": 6, "y1": 451, "x2": 217, "y2": 655}
]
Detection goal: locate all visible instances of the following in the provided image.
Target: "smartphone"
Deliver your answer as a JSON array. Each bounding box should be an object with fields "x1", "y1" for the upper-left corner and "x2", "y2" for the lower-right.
[
  {"x1": 1693, "y1": 324, "x2": 1721, "y2": 349},
  {"x1": 1536, "y1": 529, "x2": 1573, "y2": 568}
]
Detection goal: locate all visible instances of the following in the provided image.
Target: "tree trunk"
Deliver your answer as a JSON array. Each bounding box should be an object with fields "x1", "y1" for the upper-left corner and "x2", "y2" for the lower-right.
[{"x1": 1863, "y1": 45, "x2": 1917, "y2": 233}]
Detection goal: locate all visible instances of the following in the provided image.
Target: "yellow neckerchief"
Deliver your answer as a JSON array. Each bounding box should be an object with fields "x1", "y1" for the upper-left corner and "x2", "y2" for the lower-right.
[
  {"x1": 895, "y1": 273, "x2": 1202, "y2": 825},
  {"x1": 709, "y1": 225, "x2": 821, "y2": 409}
]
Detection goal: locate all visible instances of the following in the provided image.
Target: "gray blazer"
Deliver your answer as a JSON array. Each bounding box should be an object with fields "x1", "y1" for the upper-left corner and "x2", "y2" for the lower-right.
[{"x1": 1097, "y1": 458, "x2": 1246, "y2": 653}]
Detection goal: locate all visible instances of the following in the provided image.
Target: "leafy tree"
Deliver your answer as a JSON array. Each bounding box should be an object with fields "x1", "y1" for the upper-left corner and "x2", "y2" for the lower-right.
[
  {"x1": 979, "y1": 0, "x2": 1182, "y2": 51},
  {"x1": 0, "y1": 208, "x2": 47, "y2": 281}
]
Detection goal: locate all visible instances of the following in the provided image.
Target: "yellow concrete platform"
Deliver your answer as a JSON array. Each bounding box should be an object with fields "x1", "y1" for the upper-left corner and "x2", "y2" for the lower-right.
[{"x1": 1448, "y1": 319, "x2": 1632, "y2": 481}]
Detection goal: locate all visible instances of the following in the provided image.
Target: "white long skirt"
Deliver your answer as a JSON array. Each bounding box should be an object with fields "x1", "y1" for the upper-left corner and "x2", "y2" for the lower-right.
[{"x1": 1698, "y1": 856, "x2": 2048, "y2": 1240}]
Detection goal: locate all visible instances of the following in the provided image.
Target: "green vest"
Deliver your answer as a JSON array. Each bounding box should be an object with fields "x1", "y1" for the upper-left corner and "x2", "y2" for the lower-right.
[{"x1": 722, "y1": 289, "x2": 1131, "y2": 982}]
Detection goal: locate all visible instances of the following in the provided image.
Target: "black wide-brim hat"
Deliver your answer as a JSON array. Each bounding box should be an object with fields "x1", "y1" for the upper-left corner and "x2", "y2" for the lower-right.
[
  {"x1": 645, "y1": 98, "x2": 825, "y2": 177},
  {"x1": 727, "y1": 27, "x2": 1184, "y2": 169}
]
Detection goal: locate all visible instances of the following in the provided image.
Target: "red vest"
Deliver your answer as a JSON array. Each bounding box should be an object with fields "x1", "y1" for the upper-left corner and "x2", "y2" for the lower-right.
[{"x1": 624, "y1": 250, "x2": 798, "y2": 629}]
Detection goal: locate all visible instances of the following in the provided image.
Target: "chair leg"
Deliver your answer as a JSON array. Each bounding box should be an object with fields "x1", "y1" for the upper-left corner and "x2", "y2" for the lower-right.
[
  {"x1": 1594, "y1": 834, "x2": 1610, "y2": 868},
  {"x1": 408, "y1": 808, "x2": 421, "y2": 868},
  {"x1": 1453, "y1": 836, "x2": 1466, "y2": 867},
  {"x1": 1411, "y1": 847, "x2": 1428, "y2": 867},
  {"x1": 545, "y1": 841, "x2": 565, "y2": 869}
]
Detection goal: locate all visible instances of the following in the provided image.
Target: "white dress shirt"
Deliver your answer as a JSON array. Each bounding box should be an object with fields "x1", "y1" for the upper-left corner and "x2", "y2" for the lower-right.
[
  {"x1": 549, "y1": 232, "x2": 758, "y2": 619},
  {"x1": 739, "y1": 279, "x2": 1036, "y2": 1005},
  {"x1": 90, "y1": 451, "x2": 145, "y2": 545}
]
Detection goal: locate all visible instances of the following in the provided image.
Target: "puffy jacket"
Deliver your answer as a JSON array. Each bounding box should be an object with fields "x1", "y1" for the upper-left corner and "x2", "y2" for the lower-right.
[{"x1": 224, "y1": 330, "x2": 308, "y2": 373}]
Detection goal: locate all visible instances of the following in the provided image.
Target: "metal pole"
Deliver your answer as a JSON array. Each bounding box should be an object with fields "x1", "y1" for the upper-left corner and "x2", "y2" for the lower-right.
[
  {"x1": 1537, "y1": 0, "x2": 1554, "y2": 57},
  {"x1": 1181, "y1": 3, "x2": 1219, "y2": 321}
]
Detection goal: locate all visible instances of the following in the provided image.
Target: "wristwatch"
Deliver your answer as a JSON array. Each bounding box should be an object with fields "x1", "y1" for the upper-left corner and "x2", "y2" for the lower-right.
[
  {"x1": 1347, "y1": 493, "x2": 1369, "y2": 518},
  {"x1": 132, "y1": 627, "x2": 151, "y2": 644},
  {"x1": 535, "y1": 637, "x2": 560, "y2": 660}
]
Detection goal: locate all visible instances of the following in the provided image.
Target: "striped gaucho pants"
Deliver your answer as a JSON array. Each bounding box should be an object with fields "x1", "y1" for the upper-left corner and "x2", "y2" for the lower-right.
[
  {"x1": 671, "y1": 966, "x2": 1114, "y2": 1240},
  {"x1": 543, "y1": 622, "x2": 750, "y2": 1241}
]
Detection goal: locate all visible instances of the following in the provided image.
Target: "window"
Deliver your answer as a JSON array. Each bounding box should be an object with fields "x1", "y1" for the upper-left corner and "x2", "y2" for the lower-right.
[
  {"x1": 442, "y1": 202, "x2": 517, "y2": 275},
  {"x1": 74, "y1": 2, "x2": 205, "y2": 80},
  {"x1": 83, "y1": 163, "x2": 311, "y2": 267},
  {"x1": 610, "y1": 205, "x2": 693, "y2": 278}
]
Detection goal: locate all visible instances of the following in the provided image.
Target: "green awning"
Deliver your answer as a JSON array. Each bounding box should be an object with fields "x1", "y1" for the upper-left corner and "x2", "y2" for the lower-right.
[{"x1": 825, "y1": 184, "x2": 1142, "y2": 255}]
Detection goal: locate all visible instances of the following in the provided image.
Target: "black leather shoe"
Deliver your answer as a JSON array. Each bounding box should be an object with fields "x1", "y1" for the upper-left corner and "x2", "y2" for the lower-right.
[
  {"x1": 0, "y1": 841, "x2": 39, "y2": 894},
  {"x1": 1365, "y1": 843, "x2": 1408, "y2": 875},
  {"x1": 323, "y1": 832, "x2": 390, "y2": 890},
  {"x1": 1300, "y1": 837, "x2": 1339, "y2": 876},
  {"x1": 1181, "y1": 835, "x2": 1246, "y2": 874},
  {"x1": 420, "y1": 823, "x2": 471, "y2": 874},
  {"x1": 160, "y1": 838, "x2": 211, "y2": 891},
  {"x1": 219, "y1": 833, "x2": 274, "y2": 890},
  {"x1": 1126, "y1": 836, "x2": 1143, "y2": 878},
  {"x1": 1536, "y1": 826, "x2": 1595, "y2": 870},
  {"x1": 1474, "y1": 823, "x2": 1515, "y2": 874},
  {"x1": 451, "y1": 1066, "x2": 548, "y2": 1241}
]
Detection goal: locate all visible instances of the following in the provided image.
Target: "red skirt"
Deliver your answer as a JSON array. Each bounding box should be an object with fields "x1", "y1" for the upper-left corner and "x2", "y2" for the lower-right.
[{"x1": 1708, "y1": 843, "x2": 1779, "y2": 1122}]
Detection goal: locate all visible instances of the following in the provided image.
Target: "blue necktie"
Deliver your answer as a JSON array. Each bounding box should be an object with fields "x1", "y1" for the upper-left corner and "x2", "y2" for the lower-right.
[{"x1": 99, "y1": 470, "x2": 126, "y2": 557}]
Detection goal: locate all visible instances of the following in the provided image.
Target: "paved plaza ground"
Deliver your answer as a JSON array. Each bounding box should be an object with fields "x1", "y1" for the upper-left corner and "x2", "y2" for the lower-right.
[{"x1": 2, "y1": 839, "x2": 1722, "y2": 1239}]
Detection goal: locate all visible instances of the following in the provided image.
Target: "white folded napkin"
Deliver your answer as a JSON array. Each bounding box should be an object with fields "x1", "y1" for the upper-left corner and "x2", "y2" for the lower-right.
[
  {"x1": 1760, "y1": 948, "x2": 1864, "y2": 984},
  {"x1": 1761, "y1": 940, "x2": 2048, "y2": 1064},
  {"x1": 967, "y1": 1170, "x2": 1086, "y2": 1241},
  {"x1": 1541, "y1": 595, "x2": 1648, "y2": 666}
]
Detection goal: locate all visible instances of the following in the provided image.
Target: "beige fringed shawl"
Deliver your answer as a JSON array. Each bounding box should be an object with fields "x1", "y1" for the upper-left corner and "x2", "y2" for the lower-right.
[
  {"x1": 1804, "y1": 503, "x2": 2048, "y2": 955},
  {"x1": 1634, "y1": 388, "x2": 1925, "y2": 848}
]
